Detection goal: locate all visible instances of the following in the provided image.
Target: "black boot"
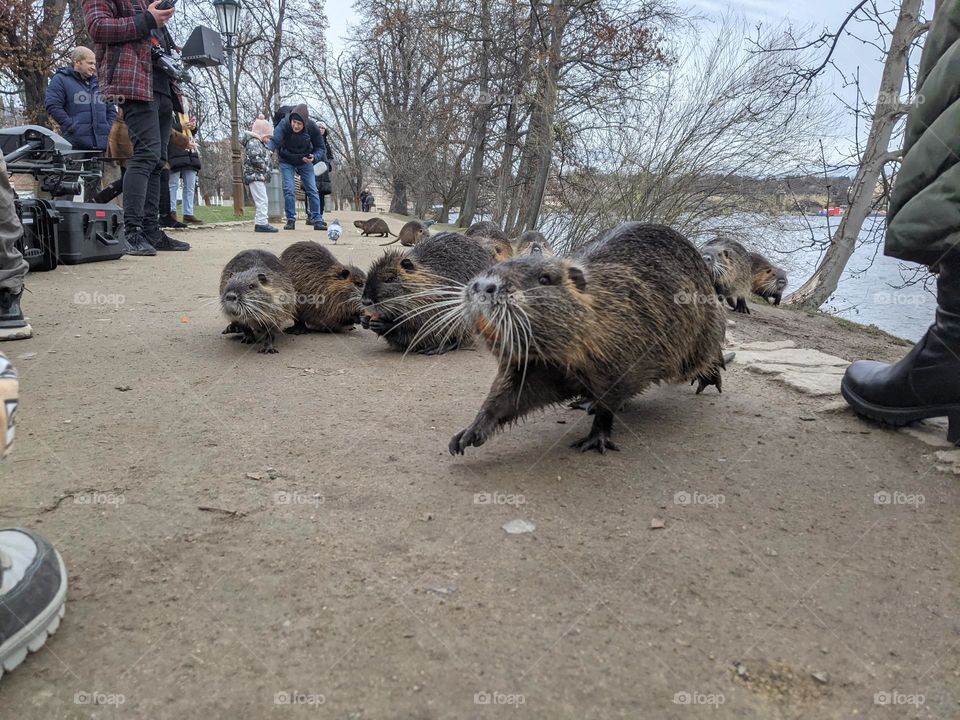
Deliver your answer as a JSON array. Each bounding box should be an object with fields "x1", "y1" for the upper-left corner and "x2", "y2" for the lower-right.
[
  {"x1": 0, "y1": 287, "x2": 32, "y2": 340},
  {"x1": 842, "y1": 263, "x2": 960, "y2": 444}
]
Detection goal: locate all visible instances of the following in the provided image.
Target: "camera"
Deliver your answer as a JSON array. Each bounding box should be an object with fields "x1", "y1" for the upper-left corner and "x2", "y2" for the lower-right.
[{"x1": 152, "y1": 43, "x2": 192, "y2": 83}]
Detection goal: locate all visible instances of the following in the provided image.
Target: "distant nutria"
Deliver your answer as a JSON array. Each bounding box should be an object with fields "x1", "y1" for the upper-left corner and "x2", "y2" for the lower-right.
[
  {"x1": 748, "y1": 251, "x2": 789, "y2": 305},
  {"x1": 448, "y1": 223, "x2": 727, "y2": 455},
  {"x1": 477, "y1": 237, "x2": 514, "y2": 263},
  {"x1": 513, "y1": 230, "x2": 555, "y2": 256},
  {"x1": 361, "y1": 232, "x2": 496, "y2": 355},
  {"x1": 280, "y1": 241, "x2": 366, "y2": 333},
  {"x1": 354, "y1": 218, "x2": 394, "y2": 238},
  {"x1": 464, "y1": 220, "x2": 508, "y2": 242},
  {"x1": 702, "y1": 238, "x2": 752, "y2": 314},
  {"x1": 381, "y1": 219, "x2": 432, "y2": 247},
  {"x1": 220, "y1": 249, "x2": 296, "y2": 354}
]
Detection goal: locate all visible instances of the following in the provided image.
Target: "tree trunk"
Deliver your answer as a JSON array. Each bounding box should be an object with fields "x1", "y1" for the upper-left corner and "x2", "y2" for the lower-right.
[
  {"x1": 787, "y1": 0, "x2": 923, "y2": 309},
  {"x1": 389, "y1": 177, "x2": 408, "y2": 214},
  {"x1": 457, "y1": 0, "x2": 492, "y2": 229}
]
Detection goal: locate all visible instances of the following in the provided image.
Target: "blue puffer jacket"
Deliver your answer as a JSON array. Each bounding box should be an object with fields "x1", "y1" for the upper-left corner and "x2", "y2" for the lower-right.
[{"x1": 44, "y1": 67, "x2": 116, "y2": 151}]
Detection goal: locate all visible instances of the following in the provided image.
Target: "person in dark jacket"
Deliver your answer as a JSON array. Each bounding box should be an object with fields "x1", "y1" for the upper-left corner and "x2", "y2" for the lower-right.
[
  {"x1": 168, "y1": 98, "x2": 202, "y2": 224},
  {"x1": 842, "y1": 2, "x2": 960, "y2": 446},
  {"x1": 44, "y1": 47, "x2": 116, "y2": 152},
  {"x1": 263, "y1": 103, "x2": 325, "y2": 231}
]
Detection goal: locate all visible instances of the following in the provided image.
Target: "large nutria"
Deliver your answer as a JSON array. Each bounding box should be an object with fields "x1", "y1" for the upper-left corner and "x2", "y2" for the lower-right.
[
  {"x1": 447, "y1": 222, "x2": 727, "y2": 455},
  {"x1": 381, "y1": 219, "x2": 432, "y2": 247},
  {"x1": 701, "y1": 238, "x2": 752, "y2": 314},
  {"x1": 220, "y1": 249, "x2": 296, "y2": 354},
  {"x1": 513, "y1": 230, "x2": 555, "y2": 257},
  {"x1": 360, "y1": 232, "x2": 496, "y2": 355},
  {"x1": 354, "y1": 218, "x2": 395, "y2": 238},
  {"x1": 748, "y1": 251, "x2": 789, "y2": 305},
  {"x1": 464, "y1": 220, "x2": 508, "y2": 242},
  {"x1": 280, "y1": 241, "x2": 366, "y2": 333}
]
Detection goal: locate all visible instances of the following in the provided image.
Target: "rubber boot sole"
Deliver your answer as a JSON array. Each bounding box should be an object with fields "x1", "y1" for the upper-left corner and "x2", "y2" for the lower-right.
[{"x1": 841, "y1": 378, "x2": 960, "y2": 444}]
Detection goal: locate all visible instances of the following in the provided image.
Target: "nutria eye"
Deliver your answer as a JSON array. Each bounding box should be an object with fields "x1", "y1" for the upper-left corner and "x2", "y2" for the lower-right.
[
  {"x1": 338, "y1": 268, "x2": 350, "y2": 280},
  {"x1": 539, "y1": 274, "x2": 552, "y2": 286}
]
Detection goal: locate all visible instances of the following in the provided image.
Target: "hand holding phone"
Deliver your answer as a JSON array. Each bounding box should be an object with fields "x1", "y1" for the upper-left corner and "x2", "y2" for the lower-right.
[{"x1": 148, "y1": 0, "x2": 175, "y2": 26}]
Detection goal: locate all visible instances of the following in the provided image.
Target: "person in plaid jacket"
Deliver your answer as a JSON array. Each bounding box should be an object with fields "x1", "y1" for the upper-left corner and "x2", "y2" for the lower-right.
[{"x1": 83, "y1": 0, "x2": 190, "y2": 254}]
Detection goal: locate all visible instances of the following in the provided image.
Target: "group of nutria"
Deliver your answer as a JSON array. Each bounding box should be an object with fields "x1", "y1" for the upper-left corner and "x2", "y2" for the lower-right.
[{"x1": 219, "y1": 219, "x2": 788, "y2": 453}]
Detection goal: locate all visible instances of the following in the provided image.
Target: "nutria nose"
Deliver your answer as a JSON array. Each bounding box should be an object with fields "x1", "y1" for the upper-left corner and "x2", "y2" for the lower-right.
[
  {"x1": 224, "y1": 291, "x2": 238, "y2": 303},
  {"x1": 484, "y1": 282, "x2": 497, "y2": 295}
]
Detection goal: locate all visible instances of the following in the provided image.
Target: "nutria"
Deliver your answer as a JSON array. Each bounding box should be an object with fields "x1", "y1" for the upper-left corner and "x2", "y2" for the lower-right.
[
  {"x1": 464, "y1": 220, "x2": 508, "y2": 242},
  {"x1": 748, "y1": 251, "x2": 788, "y2": 305},
  {"x1": 360, "y1": 232, "x2": 496, "y2": 355},
  {"x1": 280, "y1": 241, "x2": 366, "y2": 333},
  {"x1": 478, "y1": 237, "x2": 514, "y2": 263},
  {"x1": 354, "y1": 218, "x2": 395, "y2": 238},
  {"x1": 513, "y1": 230, "x2": 555, "y2": 257},
  {"x1": 380, "y1": 219, "x2": 432, "y2": 247},
  {"x1": 447, "y1": 222, "x2": 727, "y2": 455},
  {"x1": 219, "y1": 249, "x2": 296, "y2": 354},
  {"x1": 701, "y1": 238, "x2": 752, "y2": 314}
]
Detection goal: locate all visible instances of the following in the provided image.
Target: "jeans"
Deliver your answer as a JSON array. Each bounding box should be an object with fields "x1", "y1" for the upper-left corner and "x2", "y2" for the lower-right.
[
  {"x1": 248, "y1": 181, "x2": 268, "y2": 226},
  {"x1": 122, "y1": 93, "x2": 173, "y2": 235},
  {"x1": 0, "y1": 158, "x2": 27, "y2": 293},
  {"x1": 279, "y1": 162, "x2": 321, "y2": 224},
  {"x1": 169, "y1": 168, "x2": 197, "y2": 216}
]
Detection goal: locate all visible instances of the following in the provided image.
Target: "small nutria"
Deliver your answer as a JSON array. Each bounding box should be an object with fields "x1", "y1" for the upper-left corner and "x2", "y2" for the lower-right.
[
  {"x1": 513, "y1": 230, "x2": 555, "y2": 257},
  {"x1": 477, "y1": 236, "x2": 515, "y2": 263},
  {"x1": 354, "y1": 218, "x2": 395, "y2": 238},
  {"x1": 701, "y1": 237, "x2": 752, "y2": 314},
  {"x1": 748, "y1": 251, "x2": 789, "y2": 305},
  {"x1": 448, "y1": 222, "x2": 727, "y2": 455},
  {"x1": 219, "y1": 249, "x2": 296, "y2": 354},
  {"x1": 280, "y1": 241, "x2": 366, "y2": 333},
  {"x1": 360, "y1": 232, "x2": 496, "y2": 355},
  {"x1": 380, "y1": 219, "x2": 432, "y2": 247},
  {"x1": 464, "y1": 220, "x2": 508, "y2": 242}
]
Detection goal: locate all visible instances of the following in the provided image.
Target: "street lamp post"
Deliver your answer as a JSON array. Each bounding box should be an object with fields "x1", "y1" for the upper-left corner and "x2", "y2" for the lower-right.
[{"x1": 213, "y1": 0, "x2": 243, "y2": 217}]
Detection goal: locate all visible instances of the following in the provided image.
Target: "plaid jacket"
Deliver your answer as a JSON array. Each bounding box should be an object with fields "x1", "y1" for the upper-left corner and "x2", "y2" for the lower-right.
[{"x1": 83, "y1": 0, "x2": 157, "y2": 103}]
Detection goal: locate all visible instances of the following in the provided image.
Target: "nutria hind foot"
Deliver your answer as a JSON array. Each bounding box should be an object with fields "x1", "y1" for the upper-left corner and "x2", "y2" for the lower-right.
[
  {"x1": 284, "y1": 320, "x2": 311, "y2": 335},
  {"x1": 421, "y1": 340, "x2": 460, "y2": 356},
  {"x1": 694, "y1": 370, "x2": 723, "y2": 394},
  {"x1": 734, "y1": 297, "x2": 751, "y2": 314},
  {"x1": 570, "y1": 430, "x2": 620, "y2": 454},
  {"x1": 257, "y1": 329, "x2": 279, "y2": 354}
]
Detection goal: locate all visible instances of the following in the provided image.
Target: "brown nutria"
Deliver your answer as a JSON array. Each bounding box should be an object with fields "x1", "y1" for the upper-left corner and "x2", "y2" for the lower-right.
[
  {"x1": 219, "y1": 249, "x2": 296, "y2": 354},
  {"x1": 380, "y1": 219, "x2": 432, "y2": 247},
  {"x1": 748, "y1": 251, "x2": 788, "y2": 305},
  {"x1": 464, "y1": 220, "x2": 508, "y2": 242},
  {"x1": 701, "y1": 237, "x2": 752, "y2": 314},
  {"x1": 477, "y1": 236, "x2": 515, "y2": 263},
  {"x1": 279, "y1": 241, "x2": 366, "y2": 333},
  {"x1": 360, "y1": 232, "x2": 496, "y2": 355},
  {"x1": 447, "y1": 222, "x2": 727, "y2": 454},
  {"x1": 354, "y1": 218, "x2": 395, "y2": 238},
  {"x1": 513, "y1": 230, "x2": 555, "y2": 257}
]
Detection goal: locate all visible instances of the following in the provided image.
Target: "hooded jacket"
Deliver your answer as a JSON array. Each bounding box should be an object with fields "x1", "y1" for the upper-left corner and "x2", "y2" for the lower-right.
[
  {"x1": 267, "y1": 103, "x2": 325, "y2": 167},
  {"x1": 44, "y1": 67, "x2": 117, "y2": 150},
  {"x1": 885, "y1": 3, "x2": 960, "y2": 267}
]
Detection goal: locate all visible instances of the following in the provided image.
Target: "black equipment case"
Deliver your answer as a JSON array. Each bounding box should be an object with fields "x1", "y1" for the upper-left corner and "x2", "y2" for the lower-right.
[
  {"x1": 50, "y1": 201, "x2": 124, "y2": 265},
  {"x1": 14, "y1": 198, "x2": 60, "y2": 272}
]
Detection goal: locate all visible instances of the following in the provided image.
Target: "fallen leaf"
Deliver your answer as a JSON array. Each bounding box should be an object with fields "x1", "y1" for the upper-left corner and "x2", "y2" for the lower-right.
[
  {"x1": 181, "y1": 317, "x2": 190, "y2": 323},
  {"x1": 650, "y1": 518, "x2": 665, "y2": 529}
]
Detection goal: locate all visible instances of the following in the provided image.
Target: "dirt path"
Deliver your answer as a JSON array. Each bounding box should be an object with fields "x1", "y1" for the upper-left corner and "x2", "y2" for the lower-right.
[{"x1": 2, "y1": 214, "x2": 957, "y2": 719}]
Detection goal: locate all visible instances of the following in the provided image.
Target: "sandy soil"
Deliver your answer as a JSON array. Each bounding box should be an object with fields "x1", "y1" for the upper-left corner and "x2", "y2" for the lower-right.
[{"x1": 2, "y1": 212, "x2": 958, "y2": 719}]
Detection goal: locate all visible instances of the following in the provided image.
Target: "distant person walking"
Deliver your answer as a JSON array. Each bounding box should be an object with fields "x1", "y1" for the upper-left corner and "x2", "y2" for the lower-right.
[
  {"x1": 263, "y1": 104, "x2": 326, "y2": 231},
  {"x1": 360, "y1": 188, "x2": 373, "y2": 213},
  {"x1": 244, "y1": 114, "x2": 277, "y2": 233},
  {"x1": 842, "y1": 3, "x2": 960, "y2": 445}
]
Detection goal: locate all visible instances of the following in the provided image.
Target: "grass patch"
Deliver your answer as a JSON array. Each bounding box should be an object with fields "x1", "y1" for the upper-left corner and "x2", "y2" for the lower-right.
[
  {"x1": 188, "y1": 205, "x2": 256, "y2": 224},
  {"x1": 815, "y1": 312, "x2": 913, "y2": 346}
]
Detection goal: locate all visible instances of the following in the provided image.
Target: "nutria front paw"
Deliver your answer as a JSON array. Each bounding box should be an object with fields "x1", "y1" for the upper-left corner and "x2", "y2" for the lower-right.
[
  {"x1": 571, "y1": 432, "x2": 620, "y2": 454},
  {"x1": 449, "y1": 424, "x2": 489, "y2": 455},
  {"x1": 734, "y1": 298, "x2": 751, "y2": 314},
  {"x1": 222, "y1": 322, "x2": 244, "y2": 335},
  {"x1": 368, "y1": 318, "x2": 394, "y2": 335},
  {"x1": 695, "y1": 371, "x2": 722, "y2": 394},
  {"x1": 284, "y1": 322, "x2": 310, "y2": 335}
]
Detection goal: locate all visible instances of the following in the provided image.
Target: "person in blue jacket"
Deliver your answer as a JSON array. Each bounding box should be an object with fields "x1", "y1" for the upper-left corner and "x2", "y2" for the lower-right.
[
  {"x1": 262, "y1": 103, "x2": 326, "y2": 231},
  {"x1": 44, "y1": 47, "x2": 116, "y2": 152}
]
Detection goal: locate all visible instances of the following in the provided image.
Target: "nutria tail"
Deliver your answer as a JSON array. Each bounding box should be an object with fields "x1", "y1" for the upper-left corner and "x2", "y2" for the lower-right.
[
  {"x1": 446, "y1": 222, "x2": 727, "y2": 455},
  {"x1": 219, "y1": 249, "x2": 296, "y2": 354}
]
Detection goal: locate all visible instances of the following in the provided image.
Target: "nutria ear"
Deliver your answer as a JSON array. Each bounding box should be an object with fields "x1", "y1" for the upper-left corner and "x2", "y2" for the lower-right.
[
  {"x1": 257, "y1": 273, "x2": 269, "y2": 284},
  {"x1": 400, "y1": 258, "x2": 416, "y2": 272},
  {"x1": 567, "y1": 266, "x2": 587, "y2": 292},
  {"x1": 338, "y1": 267, "x2": 350, "y2": 280}
]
